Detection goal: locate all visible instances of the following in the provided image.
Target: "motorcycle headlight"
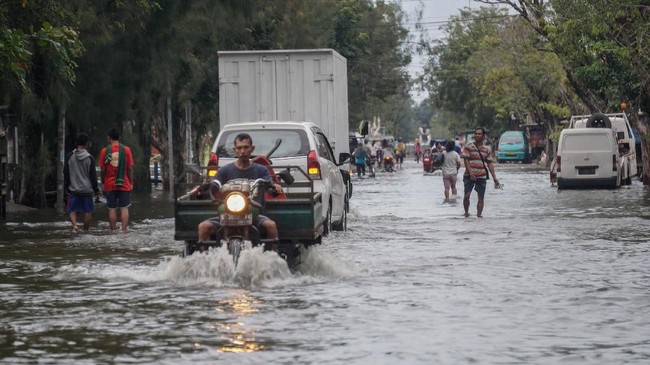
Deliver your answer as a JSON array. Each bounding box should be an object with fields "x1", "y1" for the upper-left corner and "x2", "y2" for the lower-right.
[{"x1": 225, "y1": 192, "x2": 247, "y2": 213}]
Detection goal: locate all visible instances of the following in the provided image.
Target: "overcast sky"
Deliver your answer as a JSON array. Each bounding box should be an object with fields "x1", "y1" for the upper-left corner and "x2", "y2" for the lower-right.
[{"x1": 397, "y1": 0, "x2": 479, "y2": 102}]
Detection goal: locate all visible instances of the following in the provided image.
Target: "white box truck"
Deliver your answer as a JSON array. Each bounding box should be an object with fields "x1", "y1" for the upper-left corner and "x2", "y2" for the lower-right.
[
  {"x1": 213, "y1": 49, "x2": 352, "y2": 233},
  {"x1": 217, "y1": 49, "x2": 349, "y2": 157}
]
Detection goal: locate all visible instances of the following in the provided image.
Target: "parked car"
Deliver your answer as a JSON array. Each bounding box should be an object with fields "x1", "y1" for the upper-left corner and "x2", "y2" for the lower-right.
[{"x1": 210, "y1": 121, "x2": 350, "y2": 234}]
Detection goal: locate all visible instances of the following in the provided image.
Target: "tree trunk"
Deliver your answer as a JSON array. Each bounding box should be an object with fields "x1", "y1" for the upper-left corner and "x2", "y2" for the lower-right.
[{"x1": 56, "y1": 108, "x2": 66, "y2": 211}]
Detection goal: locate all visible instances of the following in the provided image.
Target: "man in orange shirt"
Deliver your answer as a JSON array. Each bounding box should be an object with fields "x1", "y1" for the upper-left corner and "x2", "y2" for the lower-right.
[{"x1": 99, "y1": 127, "x2": 135, "y2": 231}]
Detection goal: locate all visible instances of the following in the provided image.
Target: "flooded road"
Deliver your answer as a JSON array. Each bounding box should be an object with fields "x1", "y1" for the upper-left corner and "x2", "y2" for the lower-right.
[{"x1": 1, "y1": 161, "x2": 650, "y2": 364}]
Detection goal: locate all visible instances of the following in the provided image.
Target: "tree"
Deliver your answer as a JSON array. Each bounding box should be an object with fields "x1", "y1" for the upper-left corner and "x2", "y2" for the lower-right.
[
  {"x1": 1, "y1": 1, "x2": 83, "y2": 207},
  {"x1": 422, "y1": 8, "x2": 512, "y2": 134},
  {"x1": 2, "y1": 0, "x2": 418, "y2": 207},
  {"x1": 475, "y1": 0, "x2": 650, "y2": 182}
]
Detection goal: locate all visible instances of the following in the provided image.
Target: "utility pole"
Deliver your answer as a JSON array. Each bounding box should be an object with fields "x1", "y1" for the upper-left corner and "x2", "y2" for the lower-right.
[{"x1": 167, "y1": 83, "x2": 174, "y2": 192}]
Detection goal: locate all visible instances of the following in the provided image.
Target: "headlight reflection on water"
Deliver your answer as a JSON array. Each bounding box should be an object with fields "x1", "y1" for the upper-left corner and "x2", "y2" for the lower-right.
[{"x1": 214, "y1": 292, "x2": 264, "y2": 353}]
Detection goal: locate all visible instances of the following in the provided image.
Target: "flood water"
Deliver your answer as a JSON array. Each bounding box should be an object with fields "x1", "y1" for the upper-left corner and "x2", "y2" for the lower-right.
[{"x1": 1, "y1": 161, "x2": 650, "y2": 364}]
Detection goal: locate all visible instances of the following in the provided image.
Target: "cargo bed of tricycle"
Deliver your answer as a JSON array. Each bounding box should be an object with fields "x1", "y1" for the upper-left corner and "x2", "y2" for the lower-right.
[{"x1": 174, "y1": 165, "x2": 324, "y2": 247}]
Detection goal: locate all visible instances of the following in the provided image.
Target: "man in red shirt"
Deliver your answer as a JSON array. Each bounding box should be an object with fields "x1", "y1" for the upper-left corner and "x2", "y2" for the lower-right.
[{"x1": 99, "y1": 127, "x2": 135, "y2": 231}]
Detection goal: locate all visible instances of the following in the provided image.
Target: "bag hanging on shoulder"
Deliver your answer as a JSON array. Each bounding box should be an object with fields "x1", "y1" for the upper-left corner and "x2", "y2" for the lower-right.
[{"x1": 474, "y1": 144, "x2": 490, "y2": 180}]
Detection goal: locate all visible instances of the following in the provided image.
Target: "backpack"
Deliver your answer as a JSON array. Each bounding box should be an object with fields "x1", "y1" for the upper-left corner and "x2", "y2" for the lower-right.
[{"x1": 432, "y1": 152, "x2": 445, "y2": 168}]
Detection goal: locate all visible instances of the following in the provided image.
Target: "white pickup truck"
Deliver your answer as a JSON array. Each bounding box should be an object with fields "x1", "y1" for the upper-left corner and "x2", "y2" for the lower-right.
[{"x1": 556, "y1": 113, "x2": 637, "y2": 189}]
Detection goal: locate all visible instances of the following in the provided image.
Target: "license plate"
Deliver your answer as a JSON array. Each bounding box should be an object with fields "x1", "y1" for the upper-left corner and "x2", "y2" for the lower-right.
[
  {"x1": 578, "y1": 167, "x2": 596, "y2": 175},
  {"x1": 506, "y1": 152, "x2": 516, "y2": 156},
  {"x1": 220, "y1": 213, "x2": 252, "y2": 226}
]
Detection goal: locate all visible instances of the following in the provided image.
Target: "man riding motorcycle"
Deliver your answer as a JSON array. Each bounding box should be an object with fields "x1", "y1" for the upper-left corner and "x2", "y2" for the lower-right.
[
  {"x1": 197, "y1": 133, "x2": 283, "y2": 245},
  {"x1": 382, "y1": 147, "x2": 396, "y2": 172}
]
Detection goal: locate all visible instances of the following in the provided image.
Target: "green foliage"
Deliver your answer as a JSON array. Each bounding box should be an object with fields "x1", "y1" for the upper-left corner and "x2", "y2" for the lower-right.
[
  {"x1": 422, "y1": 6, "x2": 573, "y2": 137},
  {"x1": 0, "y1": 28, "x2": 32, "y2": 91}
]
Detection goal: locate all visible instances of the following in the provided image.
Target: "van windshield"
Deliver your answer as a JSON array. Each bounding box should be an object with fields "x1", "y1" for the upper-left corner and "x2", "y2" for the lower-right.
[
  {"x1": 216, "y1": 129, "x2": 310, "y2": 158},
  {"x1": 500, "y1": 135, "x2": 524, "y2": 144},
  {"x1": 562, "y1": 134, "x2": 611, "y2": 152}
]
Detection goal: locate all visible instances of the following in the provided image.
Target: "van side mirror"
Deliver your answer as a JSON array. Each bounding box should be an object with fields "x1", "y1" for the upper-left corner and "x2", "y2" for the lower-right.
[
  {"x1": 338, "y1": 152, "x2": 351, "y2": 165},
  {"x1": 618, "y1": 143, "x2": 630, "y2": 154}
]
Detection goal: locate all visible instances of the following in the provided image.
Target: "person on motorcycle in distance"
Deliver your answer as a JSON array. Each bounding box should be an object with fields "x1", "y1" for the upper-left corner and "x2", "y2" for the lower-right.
[
  {"x1": 197, "y1": 133, "x2": 283, "y2": 245},
  {"x1": 395, "y1": 137, "x2": 407, "y2": 168}
]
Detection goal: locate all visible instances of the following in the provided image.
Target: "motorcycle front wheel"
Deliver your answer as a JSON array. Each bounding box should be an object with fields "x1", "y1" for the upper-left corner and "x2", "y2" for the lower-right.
[{"x1": 228, "y1": 239, "x2": 243, "y2": 266}]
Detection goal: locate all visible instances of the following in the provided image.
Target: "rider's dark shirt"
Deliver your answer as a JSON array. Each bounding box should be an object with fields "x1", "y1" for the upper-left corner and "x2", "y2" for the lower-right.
[{"x1": 215, "y1": 162, "x2": 271, "y2": 186}]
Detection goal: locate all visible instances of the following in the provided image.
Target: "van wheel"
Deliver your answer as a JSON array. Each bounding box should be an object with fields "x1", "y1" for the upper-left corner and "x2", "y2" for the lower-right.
[
  {"x1": 332, "y1": 205, "x2": 347, "y2": 231},
  {"x1": 323, "y1": 204, "x2": 332, "y2": 236}
]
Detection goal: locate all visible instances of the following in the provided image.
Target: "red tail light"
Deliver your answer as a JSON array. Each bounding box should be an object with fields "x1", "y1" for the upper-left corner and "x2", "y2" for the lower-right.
[
  {"x1": 556, "y1": 155, "x2": 561, "y2": 172},
  {"x1": 209, "y1": 152, "x2": 218, "y2": 165},
  {"x1": 307, "y1": 150, "x2": 321, "y2": 179},
  {"x1": 207, "y1": 152, "x2": 219, "y2": 177},
  {"x1": 612, "y1": 154, "x2": 617, "y2": 171}
]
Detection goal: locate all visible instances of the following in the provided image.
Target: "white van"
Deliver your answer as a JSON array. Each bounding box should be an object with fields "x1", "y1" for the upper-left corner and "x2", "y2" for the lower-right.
[
  {"x1": 556, "y1": 128, "x2": 621, "y2": 189},
  {"x1": 569, "y1": 113, "x2": 637, "y2": 182}
]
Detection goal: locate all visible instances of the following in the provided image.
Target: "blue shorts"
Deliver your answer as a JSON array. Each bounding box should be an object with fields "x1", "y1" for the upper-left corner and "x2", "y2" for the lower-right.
[
  {"x1": 66, "y1": 195, "x2": 95, "y2": 213},
  {"x1": 105, "y1": 191, "x2": 131, "y2": 209},
  {"x1": 463, "y1": 175, "x2": 487, "y2": 199}
]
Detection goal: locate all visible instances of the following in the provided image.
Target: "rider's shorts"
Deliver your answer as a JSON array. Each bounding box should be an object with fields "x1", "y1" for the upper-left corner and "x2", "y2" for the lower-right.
[
  {"x1": 463, "y1": 175, "x2": 486, "y2": 199},
  {"x1": 207, "y1": 214, "x2": 271, "y2": 232}
]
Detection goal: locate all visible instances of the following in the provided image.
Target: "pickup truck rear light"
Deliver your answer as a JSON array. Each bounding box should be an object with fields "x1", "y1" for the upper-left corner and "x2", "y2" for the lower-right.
[
  {"x1": 613, "y1": 154, "x2": 617, "y2": 171},
  {"x1": 307, "y1": 150, "x2": 322, "y2": 179},
  {"x1": 556, "y1": 155, "x2": 561, "y2": 172},
  {"x1": 207, "y1": 152, "x2": 219, "y2": 177}
]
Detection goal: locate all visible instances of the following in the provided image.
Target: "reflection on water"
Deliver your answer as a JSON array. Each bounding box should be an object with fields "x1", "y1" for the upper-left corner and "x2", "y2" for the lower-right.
[
  {"x1": 215, "y1": 293, "x2": 264, "y2": 353},
  {"x1": 1, "y1": 162, "x2": 649, "y2": 363}
]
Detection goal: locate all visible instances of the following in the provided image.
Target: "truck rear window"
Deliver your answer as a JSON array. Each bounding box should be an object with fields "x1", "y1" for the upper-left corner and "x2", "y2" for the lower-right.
[
  {"x1": 562, "y1": 134, "x2": 611, "y2": 152},
  {"x1": 215, "y1": 129, "x2": 310, "y2": 158}
]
